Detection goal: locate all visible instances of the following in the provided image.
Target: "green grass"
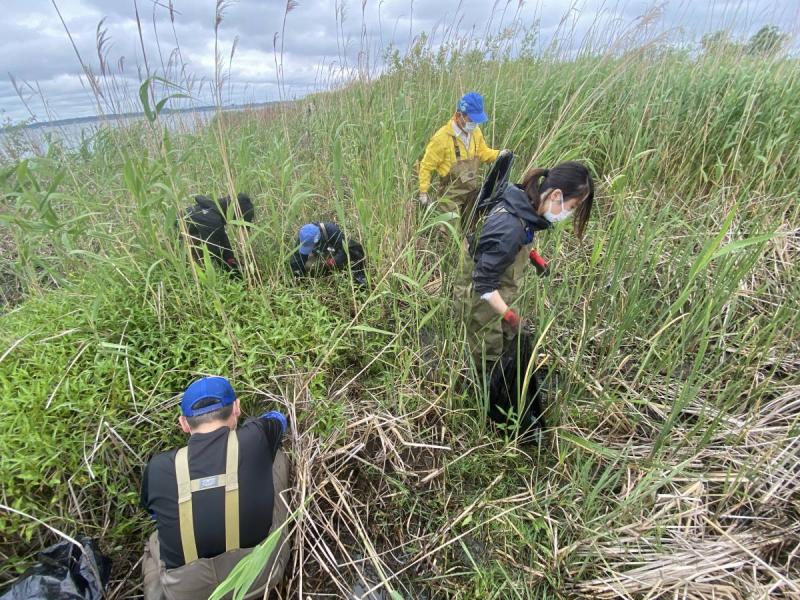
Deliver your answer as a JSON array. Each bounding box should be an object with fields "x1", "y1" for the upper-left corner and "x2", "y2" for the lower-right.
[{"x1": 1, "y1": 14, "x2": 799, "y2": 600}]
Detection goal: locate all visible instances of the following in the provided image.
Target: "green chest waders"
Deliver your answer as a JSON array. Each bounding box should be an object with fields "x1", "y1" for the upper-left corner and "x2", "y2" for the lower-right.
[
  {"x1": 456, "y1": 206, "x2": 532, "y2": 365},
  {"x1": 439, "y1": 137, "x2": 481, "y2": 230},
  {"x1": 174, "y1": 430, "x2": 240, "y2": 563}
]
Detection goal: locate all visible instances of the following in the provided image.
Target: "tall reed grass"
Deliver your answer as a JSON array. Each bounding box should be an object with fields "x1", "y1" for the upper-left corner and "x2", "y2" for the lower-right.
[{"x1": 1, "y1": 3, "x2": 798, "y2": 598}]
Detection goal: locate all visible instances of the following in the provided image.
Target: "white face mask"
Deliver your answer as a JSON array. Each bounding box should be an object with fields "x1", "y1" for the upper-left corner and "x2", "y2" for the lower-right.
[
  {"x1": 543, "y1": 195, "x2": 574, "y2": 223},
  {"x1": 463, "y1": 121, "x2": 477, "y2": 133}
]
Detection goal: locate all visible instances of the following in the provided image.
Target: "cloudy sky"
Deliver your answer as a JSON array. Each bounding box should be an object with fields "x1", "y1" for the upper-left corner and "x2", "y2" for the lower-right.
[{"x1": 1, "y1": 0, "x2": 797, "y2": 123}]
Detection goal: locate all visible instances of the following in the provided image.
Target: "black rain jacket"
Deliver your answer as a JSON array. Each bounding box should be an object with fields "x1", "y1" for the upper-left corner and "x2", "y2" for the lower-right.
[
  {"x1": 183, "y1": 195, "x2": 246, "y2": 272},
  {"x1": 289, "y1": 222, "x2": 366, "y2": 280},
  {"x1": 469, "y1": 182, "x2": 551, "y2": 295}
]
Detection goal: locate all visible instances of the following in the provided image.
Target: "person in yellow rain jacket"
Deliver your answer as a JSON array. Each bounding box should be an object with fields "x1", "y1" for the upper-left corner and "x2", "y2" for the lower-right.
[{"x1": 417, "y1": 92, "x2": 509, "y2": 231}]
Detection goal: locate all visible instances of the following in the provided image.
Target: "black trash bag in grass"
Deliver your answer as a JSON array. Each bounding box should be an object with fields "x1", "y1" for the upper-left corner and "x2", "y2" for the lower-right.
[
  {"x1": 1, "y1": 537, "x2": 111, "y2": 600},
  {"x1": 487, "y1": 329, "x2": 546, "y2": 442}
]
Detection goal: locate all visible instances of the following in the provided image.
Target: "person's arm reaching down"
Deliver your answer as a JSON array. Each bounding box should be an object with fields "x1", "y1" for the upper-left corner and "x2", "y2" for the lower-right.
[{"x1": 258, "y1": 410, "x2": 288, "y2": 458}]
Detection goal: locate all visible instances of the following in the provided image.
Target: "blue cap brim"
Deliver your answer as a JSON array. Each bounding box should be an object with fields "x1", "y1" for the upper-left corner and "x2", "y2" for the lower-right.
[
  {"x1": 467, "y1": 110, "x2": 488, "y2": 124},
  {"x1": 299, "y1": 242, "x2": 315, "y2": 255}
]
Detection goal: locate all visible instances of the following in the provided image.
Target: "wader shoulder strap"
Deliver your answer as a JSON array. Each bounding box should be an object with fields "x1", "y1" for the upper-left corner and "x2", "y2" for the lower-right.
[
  {"x1": 318, "y1": 222, "x2": 329, "y2": 245},
  {"x1": 452, "y1": 135, "x2": 462, "y2": 161},
  {"x1": 224, "y1": 430, "x2": 240, "y2": 552},
  {"x1": 175, "y1": 447, "x2": 198, "y2": 564},
  {"x1": 174, "y1": 430, "x2": 241, "y2": 564}
]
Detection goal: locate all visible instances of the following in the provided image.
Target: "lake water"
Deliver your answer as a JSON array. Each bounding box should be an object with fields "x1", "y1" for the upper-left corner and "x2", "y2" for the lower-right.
[{"x1": 0, "y1": 109, "x2": 217, "y2": 161}]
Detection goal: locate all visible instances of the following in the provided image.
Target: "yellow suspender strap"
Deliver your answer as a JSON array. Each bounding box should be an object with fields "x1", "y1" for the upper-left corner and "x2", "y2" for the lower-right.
[
  {"x1": 174, "y1": 447, "x2": 198, "y2": 564},
  {"x1": 224, "y1": 430, "x2": 240, "y2": 552},
  {"x1": 452, "y1": 135, "x2": 462, "y2": 161},
  {"x1": 174, "y1": 430, "x2": 240, "y2": 564}
]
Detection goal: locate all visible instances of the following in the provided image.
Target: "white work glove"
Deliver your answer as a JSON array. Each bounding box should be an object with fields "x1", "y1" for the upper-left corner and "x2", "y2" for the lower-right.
[
  {"x1": 498, "y1": 148, "x2": 511, "y2": 159},
  {"x1": 417, "y1": 192, "x2": 429, "y2": 206}
]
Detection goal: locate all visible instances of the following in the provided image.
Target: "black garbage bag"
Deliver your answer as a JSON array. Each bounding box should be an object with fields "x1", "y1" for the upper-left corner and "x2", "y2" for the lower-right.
[
  {"x1": 487, "y1": 329, "x2": 546, "y2": 441},
  {"x1": 1, "y1": 537, "x2": 111, "y2": 600},
  {"x1": 465, "y1": 150, "x2": 515, "y2": 232}
]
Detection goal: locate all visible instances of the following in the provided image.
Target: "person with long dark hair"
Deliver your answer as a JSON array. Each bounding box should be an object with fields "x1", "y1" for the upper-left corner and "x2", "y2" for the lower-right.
[{"x1": 457, "y1": 160, "x2": 595, "y2": 436}]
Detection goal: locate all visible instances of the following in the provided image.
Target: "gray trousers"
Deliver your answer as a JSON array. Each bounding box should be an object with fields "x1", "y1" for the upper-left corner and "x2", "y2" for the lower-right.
[{"x1": 142, "y1": 450, "x2": 292, "y2": 600}]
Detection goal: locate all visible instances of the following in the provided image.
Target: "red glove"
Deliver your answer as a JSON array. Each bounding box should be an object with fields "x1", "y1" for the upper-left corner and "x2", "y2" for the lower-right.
[
  {"x1": 325, "y1": 257, "x2": 336, "y2": 269},
  {"x1": 502, "y1": 308, "x2": 522, "y2": 330},
  {"x1": 529, "y1": 249, "x2": 550, "y2": 277}
]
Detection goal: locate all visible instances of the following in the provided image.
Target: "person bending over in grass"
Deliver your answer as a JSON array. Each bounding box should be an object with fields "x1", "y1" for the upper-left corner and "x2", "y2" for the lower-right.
[
  {"x1": 417, "y1": 92, "x2": 509, "y2": 231},
  {"x1": 180, "y1": 193, "x2": 254, "y2": 276},
  {"x1": 456, "y1": 159, "x2": 594, "y2": 439},
  {"x1": 141, "y1": 376, "x2": 290, "y2": 600},
  {"x1": 289, "y1": 222, "x2": 368, "y2": 287}
]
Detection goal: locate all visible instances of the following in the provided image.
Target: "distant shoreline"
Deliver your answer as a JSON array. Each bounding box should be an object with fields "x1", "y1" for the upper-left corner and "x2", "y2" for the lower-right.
[{"x1": 2, "y1": 101, "x2": 284, "y2": 132}]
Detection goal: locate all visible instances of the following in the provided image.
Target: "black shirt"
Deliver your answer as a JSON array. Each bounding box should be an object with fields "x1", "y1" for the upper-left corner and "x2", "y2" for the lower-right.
[{"x1": 140, "y1": 416, "x2": 284, "y2": 569}]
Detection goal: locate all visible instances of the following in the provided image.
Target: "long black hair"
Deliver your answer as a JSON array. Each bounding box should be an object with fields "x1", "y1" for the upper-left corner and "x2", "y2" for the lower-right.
[{"x1": 520, "y1": 161, "x2": 594, "y2": 239}]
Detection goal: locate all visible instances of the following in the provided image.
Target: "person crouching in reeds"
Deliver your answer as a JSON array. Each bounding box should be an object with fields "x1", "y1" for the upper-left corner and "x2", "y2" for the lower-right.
[
  {"x1": 180, "y1": 193, "x2": 254, "y2": 277},
  {"x1": 289, "y1": 222, "x2": 368, "y2": 287}
]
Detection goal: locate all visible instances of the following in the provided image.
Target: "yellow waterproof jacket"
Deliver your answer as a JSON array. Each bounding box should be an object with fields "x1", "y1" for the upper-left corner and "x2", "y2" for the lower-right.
[{"x1": 418, "y1": 123, "x2": 499, "y2": 194}]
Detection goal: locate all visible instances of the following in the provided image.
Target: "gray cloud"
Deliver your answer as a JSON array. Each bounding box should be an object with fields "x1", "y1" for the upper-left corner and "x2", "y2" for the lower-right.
[{"x1": 1, "y1": 0, "x2": 797, "y2": 123}]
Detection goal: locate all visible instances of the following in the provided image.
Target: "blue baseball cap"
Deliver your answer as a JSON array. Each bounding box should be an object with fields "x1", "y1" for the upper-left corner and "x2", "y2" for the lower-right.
[
  {"x1": 457, "y1": 92, "x2": 488, "y2": 124},
  {"x1": 298, "y1": 223, "x2": 321, "y2": 256},
  {"x1": 181, "y1": 376, "x2": 236, "y2": 417}
]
